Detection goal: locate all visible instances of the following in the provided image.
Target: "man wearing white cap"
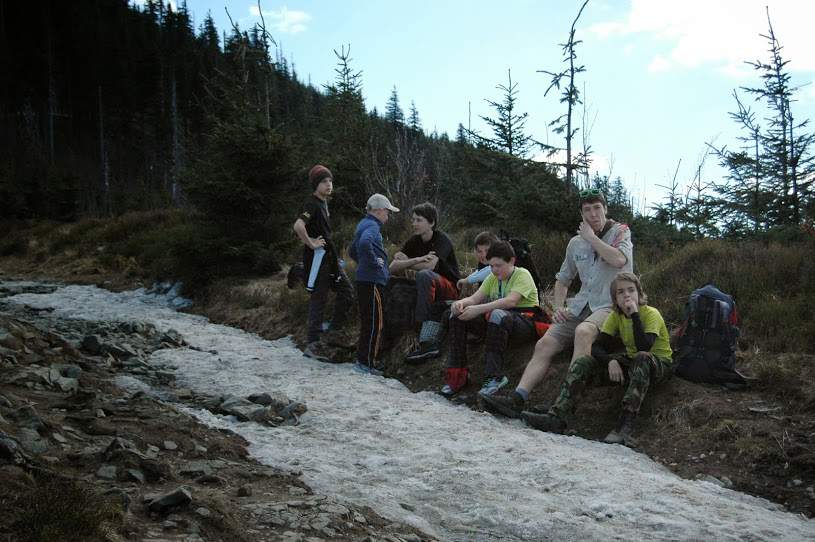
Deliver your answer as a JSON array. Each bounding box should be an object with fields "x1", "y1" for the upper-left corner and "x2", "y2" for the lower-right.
[{"x1": 348, "y1": 194, "x2": 400, "y2": 375}]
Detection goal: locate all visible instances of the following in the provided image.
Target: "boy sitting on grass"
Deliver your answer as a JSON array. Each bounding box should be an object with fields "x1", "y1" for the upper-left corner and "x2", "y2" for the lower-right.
[
  {"x1": 522, "y1": 272, "x2": 672, "y2": 445},
  {"x1": 442, "y1": 240, "x2": 542, "y2": 397}
]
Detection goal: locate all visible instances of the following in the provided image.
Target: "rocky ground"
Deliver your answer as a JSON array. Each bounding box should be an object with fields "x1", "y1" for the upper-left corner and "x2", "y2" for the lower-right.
[{"x1": 0, "y1": 282, "x2": 432, "y2": 542}]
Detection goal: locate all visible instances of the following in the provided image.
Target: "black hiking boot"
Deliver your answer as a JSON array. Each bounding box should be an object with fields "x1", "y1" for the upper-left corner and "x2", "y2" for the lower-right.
[
  {"x1": 522, "y1": 411, "x2": 566, "y2": 434},
  {"x1": 603, "y1": 411, "x2": 636, "y2": 445},
  {"x1": 481, "y1": 389, "x2": 526, "y2": 419},
  {"x1": 405, "y1": 342, "x2": 440, "y2": 364}
]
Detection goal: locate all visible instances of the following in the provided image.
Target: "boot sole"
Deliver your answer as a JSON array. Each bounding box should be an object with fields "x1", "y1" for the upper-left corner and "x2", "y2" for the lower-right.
[
  {"x1": 404, "y1": 351, "x2": 440, "y2": 365},
  {"x1": 480, "y1": 394, "x2": 523, "y2": 419}
]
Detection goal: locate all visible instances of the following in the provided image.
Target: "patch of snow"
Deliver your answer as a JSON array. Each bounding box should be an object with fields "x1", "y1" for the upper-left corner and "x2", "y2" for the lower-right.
[{"x1": 5, "y1": 283, "x2": 814, "y2": 541}]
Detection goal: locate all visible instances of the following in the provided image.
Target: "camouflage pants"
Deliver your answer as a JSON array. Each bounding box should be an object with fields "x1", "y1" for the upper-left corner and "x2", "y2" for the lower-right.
[{"x1": 549, "y1": 352, "x2": 672, "y2": 420}]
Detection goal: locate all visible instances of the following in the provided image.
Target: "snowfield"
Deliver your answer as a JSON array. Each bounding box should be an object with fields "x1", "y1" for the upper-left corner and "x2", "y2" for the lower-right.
[{"x1": 6, "y1": 282, "x2": 814, "y2": 541}]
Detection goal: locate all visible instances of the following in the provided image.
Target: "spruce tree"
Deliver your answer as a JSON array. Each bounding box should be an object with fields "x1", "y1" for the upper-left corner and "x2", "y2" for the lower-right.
[{"x1": 385, "y1": 86, "x2": 404, "y2": 125}]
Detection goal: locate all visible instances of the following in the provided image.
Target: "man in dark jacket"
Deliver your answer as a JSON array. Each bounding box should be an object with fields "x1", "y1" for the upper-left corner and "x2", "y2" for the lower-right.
[
  {"x1": 292, "y1": 165, "x2": 354, "y2": 359},
  {"x1": 349, "y1": 194, "x2": 400, "y2": 375}
]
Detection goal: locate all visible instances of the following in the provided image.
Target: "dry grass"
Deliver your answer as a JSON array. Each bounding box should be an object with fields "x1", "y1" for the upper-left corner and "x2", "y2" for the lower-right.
[{"x1": 10, "y1": 476, "x2": 122, "y2": 542}]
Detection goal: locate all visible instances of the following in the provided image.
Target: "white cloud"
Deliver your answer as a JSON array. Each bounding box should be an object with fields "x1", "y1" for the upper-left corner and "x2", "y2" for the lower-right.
[
  {"x1": 589, "y1": 0, "x2": 815, "y2": 76},
  {"x1": 249, "y1": 5, "x2": 311, "y2": 34},
  {"x1": 647, "y1": 54, "x2": 672, "y2": 73}
]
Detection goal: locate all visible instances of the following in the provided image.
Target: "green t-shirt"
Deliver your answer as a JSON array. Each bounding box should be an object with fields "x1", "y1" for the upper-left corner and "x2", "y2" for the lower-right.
[
  {"x1": 477, "y1": 267, "x2": 539, "y2": 309},
  {"x1": 601, "y1": 305, "x2": 673, "y2": 361}
]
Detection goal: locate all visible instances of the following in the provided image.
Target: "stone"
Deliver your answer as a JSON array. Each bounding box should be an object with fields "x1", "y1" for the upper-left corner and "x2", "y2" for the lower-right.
[
  {"x1": 17, "y1": 428, "x2": 48, "y2": 454},
  {"x1": 163, "y1": 440, "x2": 178, "y2": 451},
  {"x1": 247, "y1": 392, "x2": 291, "y2": 409},
  {"x1": 218, "y1": 396, "x2": 269, "y2": 422},
  {"x1": 179, "y1": 461, "x2": 213, "y2": 478},
  {"x1": 82, "y1": 335, "x2": 102, "y2": 355},
  {"x1": 195, "y1": 474, "x2": 225, "y2": 485},
  {"x1": 54, "y1": 376, "x2": 79, "y2": 393},
  {"x1": 319, "y1": 503, "x2": 349, "y2": 516},
  {"x1": 52, "y1": 433, "x2": 68, "y2": 444},
  {"x1": 97, "y1": 464, "x2": 118, "y2": 480},
  {"x1": 56, "y1": 364, "x2": 83, "y2": 379},
  {"x1": 147, "y1": 487, "x2": 193, "y2": 515},
  {"x1": 399, "y1": 535, "x2": 421, "y2": 542},
  {"x1": 9, "y1": 404, "x2": 45, "y2": 430},
  {"x1": 237, "y1": 485, "x2": 252, "y2": 497},
  {"x1": 126, "y1": 469, "x2": 146, "y2": 484},
  {"x1": 353, "y1": 512, "x2": 367, "y2": 524},
  {"x1": 0, "y1": 432, "x2": 25, "y2": 465},
  {"x1": 195, "y1": 507, "x2": 211, "y2": 518}
]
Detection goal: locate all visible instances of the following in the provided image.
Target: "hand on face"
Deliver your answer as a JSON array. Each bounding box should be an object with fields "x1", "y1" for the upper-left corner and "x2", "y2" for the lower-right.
[
  {"x1": 622, "y1": 298, "x2": 639, "y2": 316},
  {"x1": 577, "y1": 221, "x2": 598, "y2": 242}
]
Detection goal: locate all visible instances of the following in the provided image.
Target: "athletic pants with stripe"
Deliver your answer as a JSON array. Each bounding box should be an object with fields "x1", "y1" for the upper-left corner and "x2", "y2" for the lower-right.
[{"x1": 356, "y1": 281, "x2": 384, "y2": 366}]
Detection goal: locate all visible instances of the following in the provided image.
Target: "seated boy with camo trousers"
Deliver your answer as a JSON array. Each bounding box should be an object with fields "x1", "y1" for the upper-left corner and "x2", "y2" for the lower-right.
[{"x1": 523, "y1": 272, "x2": 673, "y2": 445}]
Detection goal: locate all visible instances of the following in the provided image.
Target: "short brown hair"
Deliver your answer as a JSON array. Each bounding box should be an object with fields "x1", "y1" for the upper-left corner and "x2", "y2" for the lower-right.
[
  {"x1": 474, "y1": 231, "x2": 499, "y2": 249},
  {"x1": 486, "y1": 240, "x2": 515, "y2": 262},
  {"x1": 609, "y1": 272, "x2": 648, "y2": 312},
  {"x1": 411, "y1": 202, "x2": 438, "y2": 229}
]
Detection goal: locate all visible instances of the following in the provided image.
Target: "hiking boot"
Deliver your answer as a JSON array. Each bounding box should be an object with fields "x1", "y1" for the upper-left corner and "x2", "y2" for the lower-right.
[
  {"x1": 405, "y1": 342, "x2": 440, "y2": 364},
  {"x1": 478, "y1": 376, "x2": 510, "y2": 397},
  {"x1": 603, "y1": 411, "x2": 636, "y2": 445},
  {"x1": 522, "y1": 411, "x2": 566, "y2": 434},
  {"x1": 353, "y1": 361, "x2": 384, "y2": 377},
  {"x1": 321, "y1": 327, "x2": 356, "y2": 348},
  {"x1": 439, "y1": 384, "x2": 456, "y2": 397},
  {"x1": 481, "y1": 389, "x2": 526, "y2": 419}
]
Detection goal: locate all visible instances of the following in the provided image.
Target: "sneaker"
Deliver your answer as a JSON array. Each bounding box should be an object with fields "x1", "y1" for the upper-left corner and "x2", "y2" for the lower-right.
[
  {"x1": 481, "y1": 389, "x2": 526, "y2": 419},
  {"x1": 353, "y1": 362, "x2": 383, "y2": 376},
  {"x1": 522, "y1": 411, "x2": 566, "y2": 434},
  {"x1": 405, "y1": 342, "x2": 440, "y2": 364},
  {"x1": 439, "y1": 384, "x2": 456, "y2": 397},
  {"x1": 478, "y1": 376, "x2": 509, "y2": 397},
  {"x1": 603, "y1": 411, "x2": 636, "y2": 445}
]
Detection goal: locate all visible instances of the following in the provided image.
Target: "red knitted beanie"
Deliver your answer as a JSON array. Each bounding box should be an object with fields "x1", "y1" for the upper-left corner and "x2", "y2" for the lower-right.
[{"x1": 309, "y1": 164, "x2": 333, "y2": 190}]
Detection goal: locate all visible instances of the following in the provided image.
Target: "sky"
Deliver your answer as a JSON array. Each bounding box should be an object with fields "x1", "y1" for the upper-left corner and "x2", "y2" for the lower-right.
[{"x1": 152, "y1": 0, "x2": 815, "y2": 214}]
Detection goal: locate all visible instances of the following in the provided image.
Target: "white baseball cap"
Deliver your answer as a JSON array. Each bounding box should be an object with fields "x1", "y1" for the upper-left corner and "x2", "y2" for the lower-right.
[{"x1": 366, "y1": 193, "x2": 400, "y2": 212}]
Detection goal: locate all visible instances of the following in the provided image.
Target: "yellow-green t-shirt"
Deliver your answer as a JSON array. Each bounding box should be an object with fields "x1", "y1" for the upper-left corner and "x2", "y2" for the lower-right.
[
  {"x1": 601, "y1": 305, "x2": 673, "y2": 361},
  {"x1": 477, "y1": 267, "x2": 539, "y2": 309}
]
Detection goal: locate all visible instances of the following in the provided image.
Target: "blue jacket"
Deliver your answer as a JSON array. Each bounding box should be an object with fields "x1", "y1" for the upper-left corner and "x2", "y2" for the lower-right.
[{"x1": 349, "y1": 214, "x2": 389, "y2": 285}]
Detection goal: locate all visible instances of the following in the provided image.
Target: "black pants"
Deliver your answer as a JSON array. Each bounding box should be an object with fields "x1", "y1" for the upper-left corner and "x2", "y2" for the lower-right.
[
  {"x1": 447, "y1": 309, "x2": 537, "y2": 378},
  {"x1": 307, "y1": 262, "x2": 354, "y2": 344},
  {"x1": 356, "y1": 281, "x2": 385, "y2": 365}
]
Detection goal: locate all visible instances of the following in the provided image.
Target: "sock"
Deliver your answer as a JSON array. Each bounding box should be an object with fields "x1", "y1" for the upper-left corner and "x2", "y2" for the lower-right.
[{"x1": 515, "y1": 387, "x2": 530, "y2": 402}]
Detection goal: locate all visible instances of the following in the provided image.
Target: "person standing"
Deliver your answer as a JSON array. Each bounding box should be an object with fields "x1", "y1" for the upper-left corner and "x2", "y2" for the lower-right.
[
  {"x1": 349, "y1": 194, "x2": 400, "y2": 375},
  {"x1": 292, "y1": 164, "x2": 354, "y2": 359}
]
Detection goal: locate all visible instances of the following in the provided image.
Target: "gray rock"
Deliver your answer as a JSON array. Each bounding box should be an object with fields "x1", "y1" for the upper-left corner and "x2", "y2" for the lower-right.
[
  {"x1": 104, "y1": 437, "x2": 139, "y2": 458},
  {"x1": 194, "y1": 474, "x2": 226, "y2": 486},
  {"x1": 400, "y1": 535, "x2": 422, "y2": 542},
  {"x1": 0, "y1": 394, "x2": 13, "y2": 408},
  {"x1": 56, "y1": 364, "x2": 83, "y2": 378},
  {"x1": 247, "y1": 392, "x2": 291, "y2": 409},
  {"x1": 52, "y1": 433, "x2": 68, "y2": 444},
  {"x1": 54, "y1": 376, "x2": 79, "y2": 393},
  {"x1": 126, "y1": 469, "x2": 146, "y2": 484},
  {"x1": 237, "y1": 485, "x2": 252, "y2": 497},
  {"x1": 319, "y1": 503, "x2": 349, "y2": 516},
  {"x1": 17, "y1": 428, "x2": 48, "y2": 454},
  {"x1": 195, "y1": 507, "x2": 211, "y2": 518},
  {"x1": 147, "y1": 487, "x2": 193, "y2": 515},
  {"x1": 82, "y1": 335, "x2": 102, "y2": 355},
  {"x1": 218, "y1": 396, "x2": 268, "y2": 422},
  {"x1": 97, "y1": 464, "x2": 118, "y2": 480},
  {"x1": 163, "y1": 440, "x2": 178, "y2": 451},
  {"x1": 178, "y1": 461, "x2": 213, "y2": 478},
  {"x1": 9, "y1": 405, "x2": 43, "y2": 429}
]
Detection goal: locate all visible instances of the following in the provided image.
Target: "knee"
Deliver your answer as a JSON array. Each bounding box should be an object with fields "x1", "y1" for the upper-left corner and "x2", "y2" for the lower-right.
[
  {"x1": 416, "y1": 269, "x2": 433, "y2": 283},
  {"x1": 574, "y1": 322, "x2": 597, "y2": 345},
  {"x1": 533, "y1": 334, "x2": 557, "y2": 356},
  {"x1": 488, "y1": 309, "x2": 509, "y2": 326}
]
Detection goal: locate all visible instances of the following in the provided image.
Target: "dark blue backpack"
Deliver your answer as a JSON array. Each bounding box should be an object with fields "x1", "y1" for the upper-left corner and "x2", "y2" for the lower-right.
[{"x1": 674, "y1": 284, "x2": 746, "y2": 389}]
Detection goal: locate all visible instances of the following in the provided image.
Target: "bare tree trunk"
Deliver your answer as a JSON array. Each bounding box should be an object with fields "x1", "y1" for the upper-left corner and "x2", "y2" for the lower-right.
[{"x1": 98, "y1": 86, "x2": 110, "y2": 216}]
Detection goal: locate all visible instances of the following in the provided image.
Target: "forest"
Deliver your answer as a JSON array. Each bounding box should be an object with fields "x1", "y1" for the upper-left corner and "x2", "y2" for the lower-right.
[{"x1": 1, "y1": 1, "x2": 813, "y2": 281}]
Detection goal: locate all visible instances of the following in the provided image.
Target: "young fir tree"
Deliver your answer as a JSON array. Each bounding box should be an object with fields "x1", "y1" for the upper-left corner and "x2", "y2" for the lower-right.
[
  {"x1": 408, "y1": 101, "x2": 422, "y2": 133},
  {"x1": 740, "y1": 9, "x2": 814, "y2": 226},
  {"x1": 385, "y1": 86, "x2": 405, "y2": 125},
  {"x1": 475, "y1": 69, "x2": 532, "y2": 158}
]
